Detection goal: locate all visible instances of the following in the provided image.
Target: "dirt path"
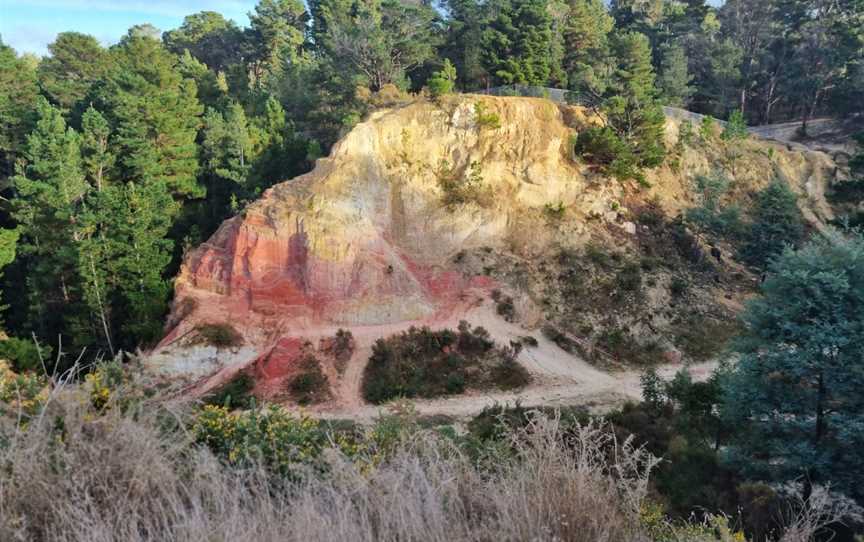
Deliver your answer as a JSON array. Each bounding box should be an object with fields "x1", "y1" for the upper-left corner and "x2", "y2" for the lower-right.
[{"x1": 316, "y1": 303, "x2": 717, "y2": 422}]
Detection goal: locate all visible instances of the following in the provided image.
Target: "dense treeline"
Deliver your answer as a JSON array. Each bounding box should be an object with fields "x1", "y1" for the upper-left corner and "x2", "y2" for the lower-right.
[{"x1": 0, "y1": 0, "x2": 862, "y2": 364}]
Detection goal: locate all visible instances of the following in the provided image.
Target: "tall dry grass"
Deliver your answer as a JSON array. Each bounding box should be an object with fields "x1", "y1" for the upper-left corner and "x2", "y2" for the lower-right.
[{"x1": 0, "y1": 388, "x2": 658, "y2": 542}]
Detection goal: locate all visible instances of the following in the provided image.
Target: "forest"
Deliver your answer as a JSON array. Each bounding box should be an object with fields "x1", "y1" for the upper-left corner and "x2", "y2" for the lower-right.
[
  {"x1": 1, "y1": 1, "x2": 864, "y2": 540},
  {"x1": 0, "y1": 0, "x2": 862, "y2": 361}
]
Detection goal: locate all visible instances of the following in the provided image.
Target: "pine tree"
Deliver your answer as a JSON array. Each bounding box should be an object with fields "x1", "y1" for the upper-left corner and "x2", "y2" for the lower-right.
[
  {"x1": 95, "y1": 30, "x2": 204, "y2": 202},
  {"x1": 603, "y1": 31, "x2": 667, "y2": 169},
  {"x1": 247, "y1": 0, "x2": 309, "y2": 89},
  {"x1": 37, "y1": 32, "x2": 109, "y2": 113},
  {"x1": 163, "y1": 11, "x2": 243, "y2": 72},
  {"x1": 563, "y1": 0, "x2": 614, "y2": 97},
  {"x1": 657, "y1": 43, "x2": 694, "y2": 107},
  {"x1": 722, "y1": 230, "x2": 864, "y2": 502},
  {"x1": 81, "y1": 107, "x2": 114, "y2": 191},
  {"x1": 11, "y1": 98, "x2": 89, "y2": 339},
  {"x1": 480, "y1": 0, "x2": 560, "y2": 86},
  {"x1": 428, "y1": 59, "x2": 458, "y2": 98},
  {"x1": 0, "y1": 38, "x2": 39, "y2": 180}
]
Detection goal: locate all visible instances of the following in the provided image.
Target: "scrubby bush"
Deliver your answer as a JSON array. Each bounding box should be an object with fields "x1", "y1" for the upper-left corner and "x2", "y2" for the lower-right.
[
  {"x1": 737, "y1": 180, "x2": 805, "y2": 268},
  {"x1": 574, "y1": 126, "x2": 642, "y2": 182},
  {"x1": 722, "y1": 109, "x2": 749, "y2": 141},
  {"x1": 685, "y1": 173, "x2": 744, "y2": 239},
  {"x1": 288, "y1": 355, "x2": 330, "y2": 405},
  {"x1": 204, "y1": 371, "x2": 256, "y2": 410},
  {"x1": 361, "y1": 321, "x2": 530, "y2": 403},
  {"x1": 437, "y1": 160, "x2": 493, "y2": 209},
  {"x1": 474, "y1": 102, "x2": 501, "y2": 130},
  {"x1": 427, "y1": 59, "x2": 457, "y2": 99},
  {"x1": 0, "y1": 337, "x2": 51, "y2": 373},
  {"x1": 195, "y1": 323, "x2": 244, "y2": 348}
]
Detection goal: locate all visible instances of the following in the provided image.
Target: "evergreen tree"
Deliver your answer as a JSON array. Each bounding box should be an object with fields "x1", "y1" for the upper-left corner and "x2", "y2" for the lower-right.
[
  {"x1": 80, "y1": 107, "x2": 114, "y2": 191},
  {"x1": 440, "y1": 0, "x2": 492, "y2": 89},
  {"x1": 95, "y1": 30, "x2": 204, "y2": 202},
  {"x1": 480, "y1": 0, "x2": 561, "y2": 86},
  {"x1": 37, "y1": 32, "x2": 109, "y2": 113},
  {"x1": 428, "y1": 59, "x2": 458, "y2": 98},
  {"x1": 247, "y1": 0, "x2": 309, "y2": 90},
  {"x1": 11, "y1": 98, "x2": 88, "y2": 340},
  {"x1": 0, "y1": 38, "x2": 39, "y2": 180},
  {"x1": 723, "y1": 230, "x2": 864, "y2": 502},
  {"x1": 657, "y1": 42, "x2": 694, "y2": 107},
  {"x1": 738, "y1": 179, "x2": 805, "y2": 268},
  {"x1": 312, "y1": 0, "x2": 439, "y2": 91},
  {"x1": 163, "y1": 11, "x2": 244, "y2": 72},
  {"x1": 562, "y1": 0, "x2": 614, "y2": 97},
  {"x1": 602, "y1": 31, "x2": 667, "y2": 169}
]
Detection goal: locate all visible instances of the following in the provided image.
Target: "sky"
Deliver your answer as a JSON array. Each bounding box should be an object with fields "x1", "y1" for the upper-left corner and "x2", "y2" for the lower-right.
[
  {"x1": 0, "y1": 0, "x2": 258, "y2": 56},
  {"x1": 1, "y1": 0, "x2": 726, "y2": 57}
]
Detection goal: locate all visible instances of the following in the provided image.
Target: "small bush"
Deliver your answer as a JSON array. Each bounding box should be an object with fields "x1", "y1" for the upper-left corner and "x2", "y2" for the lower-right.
[
  {"x1": 521, "y1": 335, "x2": 539, "y2": 347},
  {"x1": 438, "y1": 160, "x2": 493, "y2": 209},
  {"x1": 495, "y1": 295, "x2": 516, "y2": 322},
  {"x1": 543, "y1": 201, "x2": 566, "y2": 221},
  {"x1": 699, "y1": 116, "x2": 717, "y2": 140},
  {"x1": 204, "y1": 371, "x2": 255, "y2": 410},
  {"x1": 0, "y1": 337, "x2": 51, "y2": 373},
  {"x1": 541, "y1": 325, "x2": 580, "y2": 355},
  {"x1": 288, "y1": 355, "x2": 330, "y2": 405},
  {"x1": 195, "y1": 323, "x2": 244, "y2": 348},
  {"x1": 474, "y1": 102, "x2": 501, "y2": 130},
  {"x1": 596, "y1": 328, "x2": 664, "y2": 366},
  {"x1": 427, "y1": 59, "x2": 457, "y2": 99},
  {"x1": 574, "y1": 126, "x2": 642, "y2": 182},
  {"x1": 722, "y1": 109, "x2": 748, "y2": 141}
]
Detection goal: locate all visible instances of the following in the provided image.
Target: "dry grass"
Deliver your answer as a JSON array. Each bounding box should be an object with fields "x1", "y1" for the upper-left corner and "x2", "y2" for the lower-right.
[
  {"x1": 0, "y1": 387, "x2": 656, "y2": 542},
  {"x1": 0, "y1": 373, "x2": 855, "y2": 542}
]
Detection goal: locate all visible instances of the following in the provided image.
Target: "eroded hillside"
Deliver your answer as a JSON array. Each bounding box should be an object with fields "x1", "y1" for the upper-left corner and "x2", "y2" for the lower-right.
[{"x1": 148, "y1": 95, "x2": 840, "y2": 412}]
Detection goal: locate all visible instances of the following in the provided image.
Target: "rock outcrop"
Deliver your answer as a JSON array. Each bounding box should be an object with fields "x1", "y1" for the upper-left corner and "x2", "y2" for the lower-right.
[{"x1": 149, "y1": 95, "x2": 840, "y2": 404}]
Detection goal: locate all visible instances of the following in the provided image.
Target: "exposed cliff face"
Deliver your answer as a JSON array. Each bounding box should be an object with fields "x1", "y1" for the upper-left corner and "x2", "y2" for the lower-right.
[{"x1": 149, "y1": 96, "x2": 840, "y2": 406}]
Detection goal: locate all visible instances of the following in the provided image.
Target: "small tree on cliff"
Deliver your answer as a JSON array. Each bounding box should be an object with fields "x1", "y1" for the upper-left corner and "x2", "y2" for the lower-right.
[
  {"x1": 574, "y1": 31, "x2": 666, "y2": 183},
  {"x1": 721, "y1": 230, "x2": 864, "y2": 502},
  {"x1": 428, "y1": 59, "x2": 457, "y2": 99}
]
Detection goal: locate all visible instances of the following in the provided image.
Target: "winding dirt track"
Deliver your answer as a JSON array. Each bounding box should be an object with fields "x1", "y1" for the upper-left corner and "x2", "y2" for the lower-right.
[{"x1": 315, "y1": 302, "x2": 717, "y2": 422}]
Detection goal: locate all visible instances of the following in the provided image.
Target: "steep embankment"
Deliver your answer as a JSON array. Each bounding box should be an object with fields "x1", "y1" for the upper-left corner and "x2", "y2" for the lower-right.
[{"x1": 148, "y1": 95, "x2": 839, "y2": 414}]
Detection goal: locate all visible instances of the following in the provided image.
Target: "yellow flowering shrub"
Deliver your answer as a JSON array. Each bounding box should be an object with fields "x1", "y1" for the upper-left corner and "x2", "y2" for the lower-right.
[
  {"x1": 0, "y1": 360, "x2": 48, "y2": 418},
  {"x1": 84, "y1": 362, "x2": 127, "y2": 411},
  {"x1": 193, "y1": 405, "x2": 331, "y2": 476}
]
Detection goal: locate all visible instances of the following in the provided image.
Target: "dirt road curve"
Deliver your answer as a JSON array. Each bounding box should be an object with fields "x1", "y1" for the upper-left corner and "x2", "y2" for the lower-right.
[{"x1": 315, "y1": 303, "x2": 718, "y2": 422}]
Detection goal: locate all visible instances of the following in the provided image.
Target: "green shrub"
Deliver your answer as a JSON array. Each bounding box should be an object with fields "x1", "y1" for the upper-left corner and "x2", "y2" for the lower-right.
[
  {"x1": 596, "y1": 328, "x2": 664, "y2": 366},
  {"x1": 474, "y1": 102, "x2": 501, "y2": 129},
  {"x1": 685, "y1": 173, "x2": 744, "y2": 239},
  {"x1": 204, "y1": 371, "x2": 255, "y2": 409},
  {"x1": 737, "y1": 180, "x2": 805, "y2": 268},
  {"x1": 427, "y1": 59, "x2": 457, "y2": 99},
  {"x1": 195, "y1": 323, "x2": 244, "y2": 348},
  {"x1": 288, "y1": 355, "x2": 330, "y2": 405},
  {"x1": 361, "y1": 321, "x2": 529, "y2": 404},
  {"x1": 0, "y1": 337, "x2": 51, "y2": 373},
  {"x1": 437, "y1": 160, "x2": 493, "y2": 209},
  {"x1": 574, "y1": 126, "x2": 642, "y2": 182},
  {"x1": 699, "y1": 115, "x2": 717, "y2": 140},
  {"x1": 543, "y1": 201, "x2": 566, "y2": 221},
  {"x1": 722, "y1": 109, "x2": 748, "y2": 141},
  {"x1": 495, "y1": 295, "x2": 516, "y2": 322}
]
